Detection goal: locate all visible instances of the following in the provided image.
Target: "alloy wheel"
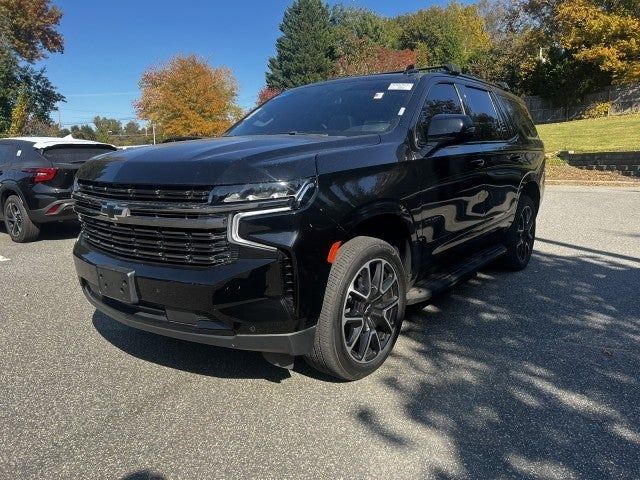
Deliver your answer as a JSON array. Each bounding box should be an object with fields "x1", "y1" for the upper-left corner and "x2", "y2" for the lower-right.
[
  {"x1": 342, "y1": 258, "x2": 401, "y2": 364},
  {"x1": 516, "y1": 205, "x2": 534, "y2": 262},
  {"x1": 6, "y1": 202, "x2": 22, "y2": 238}
]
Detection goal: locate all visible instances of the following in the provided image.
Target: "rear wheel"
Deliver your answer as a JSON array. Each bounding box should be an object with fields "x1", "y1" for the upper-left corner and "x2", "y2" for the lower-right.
[
  {"x1": 3, "y1": 195, "x2": 40, "y2": 243},
  {"x1": 501, "y1": 194, "x2": 536, "y2": 271},
  {"x1": 305, "y1": 236, "x2": 406, "y2": 380}
]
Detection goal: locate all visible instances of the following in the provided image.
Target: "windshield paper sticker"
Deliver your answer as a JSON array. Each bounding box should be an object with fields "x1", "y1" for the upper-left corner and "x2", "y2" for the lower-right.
[
  {"x1": 398, "y1": 107, "x2": 406, "y2": 116},
  {"x1": 373, "y1": 92, "x2": 384, "y2": 100},
  {"x1": 388, "y1": 83, "x2": 413, "y2": 91}
]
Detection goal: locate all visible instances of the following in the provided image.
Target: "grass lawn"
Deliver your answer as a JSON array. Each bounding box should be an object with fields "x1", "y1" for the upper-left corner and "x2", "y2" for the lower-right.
[
  {"x1": 537, "y1": 113, "x2": 640, "y2": 154},
  {"x1": 535, "y1": 113, "x2": 640, "y2": 183}
]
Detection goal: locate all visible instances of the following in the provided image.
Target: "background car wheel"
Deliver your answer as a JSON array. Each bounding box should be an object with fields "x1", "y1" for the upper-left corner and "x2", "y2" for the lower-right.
[
  {"x1": 500, "y1": 194, "x2": 536, "y2": 271},
  {"x1": 305, "y1": 236, "x2": 406, "y2": 381},
  {"x1": 3, "y1": 195, "x2": 40, "y2": 243}
]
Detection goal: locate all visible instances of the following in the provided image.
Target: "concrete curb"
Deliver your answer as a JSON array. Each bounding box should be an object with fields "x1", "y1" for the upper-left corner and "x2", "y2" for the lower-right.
[{"x1": 547, "y1": 179, "x2": 640, "y2": 186}]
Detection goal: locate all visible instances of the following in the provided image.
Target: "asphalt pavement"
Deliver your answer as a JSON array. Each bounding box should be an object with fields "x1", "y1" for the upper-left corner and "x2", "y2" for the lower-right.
[{"x1": 1, "y1": 185, "x2": 639, "y2": 480}]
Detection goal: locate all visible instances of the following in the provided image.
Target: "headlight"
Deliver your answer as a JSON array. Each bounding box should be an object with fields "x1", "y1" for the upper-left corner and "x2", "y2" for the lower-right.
[{"x1": 210, "y1": 178, "x2": 315, "y2": 206}]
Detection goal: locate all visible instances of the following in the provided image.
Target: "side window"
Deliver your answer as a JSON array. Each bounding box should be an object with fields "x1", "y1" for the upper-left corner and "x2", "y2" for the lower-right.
[
  {"x1": 0, "y1": 144, "x2": 15, "y2": 167},
  {"x1": 498, "y1": 95, "x2": 539, "y2": 139},
  {"x1": 460, "y1": 86, "x2": 507, "y2": 141},
  {"x1": 416, "y1": 83, "x2": 463, "y2": 145}
]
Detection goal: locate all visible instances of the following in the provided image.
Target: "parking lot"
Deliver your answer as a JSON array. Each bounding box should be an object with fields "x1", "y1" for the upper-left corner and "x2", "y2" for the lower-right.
[{"x1": 1, "y1": 185, "x2": 639, "y2": 479}]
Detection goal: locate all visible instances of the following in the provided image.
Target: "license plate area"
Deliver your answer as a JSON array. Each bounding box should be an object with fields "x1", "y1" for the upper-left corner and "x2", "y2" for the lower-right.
[{"x1": 97, "y1": 266, "x2": 138, "y2": 304}]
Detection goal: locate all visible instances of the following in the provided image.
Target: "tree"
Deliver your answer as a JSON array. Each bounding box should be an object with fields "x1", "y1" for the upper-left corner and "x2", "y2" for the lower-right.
[
  {"x1": 0, "y1": 0, "x2": 63, "y2": 62},
  {"x1": 135, "y1": 54, "x2": 241, "y2": 137},
  {"x1": 93, "y1": 116, "x2": 123, "y2": 143},
  {"x1": 8, "y1": 87, "x2": 28, "y2": 135},
  {"x1": 330, "y1": 5, "x2": 394, "y2": 48},
  {"x1": 266, "y1": 0, "x2": 335, "y2": 90},
  {"x1": 555, "y1": 0, "x2": 640, "y2": 83},
  {"x1": 521, "y1": 46, "x2": 611, "y2": 111},
  {"x1": 334, "y1": 36, "x2": 417, "y2": 76},
  {"x1": 70, "y1": 124, "x2": 97, "y2": 141},
  {"x1": 256, "y1": 86, "x2": 281, "y2": 106},
  {"x1": 395, "y1": 1, "x2": 491, "y2": 70},
  {"x1": 123, "y1": 120, "x2": 141, "y2": 135},
  {"x1": 0, "y1": 0, "x2": 64, "y2": 132}
]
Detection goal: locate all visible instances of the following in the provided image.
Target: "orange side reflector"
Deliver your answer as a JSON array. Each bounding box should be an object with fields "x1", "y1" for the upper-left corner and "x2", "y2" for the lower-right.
[{"x1": 327, "y1": 241, "x2": 342, "y2": 264}]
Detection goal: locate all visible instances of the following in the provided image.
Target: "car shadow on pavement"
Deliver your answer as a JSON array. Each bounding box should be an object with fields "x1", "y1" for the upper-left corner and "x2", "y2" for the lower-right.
[
  {"x1": 121, "y1": 470, "x2": 166, "y2": 480},
  {"x1": 0, "y1": 221, "x2": 80, "y2": 241},
  {"x1": 92, "y1": 310, "x2": 296, "y2": 383},
  {"x1": 364, "y1": 249, "x2": 640, "y2": 479}
]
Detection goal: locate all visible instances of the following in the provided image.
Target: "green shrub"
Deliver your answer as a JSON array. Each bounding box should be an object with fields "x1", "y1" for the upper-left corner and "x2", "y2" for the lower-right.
[{"x1": 582, "y1": 102, "x2": 611, "y2": 119}]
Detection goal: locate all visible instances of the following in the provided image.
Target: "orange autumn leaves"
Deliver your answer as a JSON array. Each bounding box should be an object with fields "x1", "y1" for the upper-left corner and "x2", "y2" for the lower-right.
[{"x1": 135, "y1": 54, "x2": 242, "y2": 138}]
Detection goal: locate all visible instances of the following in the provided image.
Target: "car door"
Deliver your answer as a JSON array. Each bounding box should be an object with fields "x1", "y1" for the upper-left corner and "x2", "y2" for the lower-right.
[
  {"x1": 0, "y1": 142, "x2": 13, "y2": 177},
  {"x1": 457, "y1": 85, "x2": 515, "y2": 233},
  {"x1": 485, "y1": 94, "x2": 541, "y2": 229},
  {"x1": 0, "y1": 142, "x2": 17, "y2": 219},
  {"x1": 413, "y1": 82, "x2": 491, "y2": 270}
]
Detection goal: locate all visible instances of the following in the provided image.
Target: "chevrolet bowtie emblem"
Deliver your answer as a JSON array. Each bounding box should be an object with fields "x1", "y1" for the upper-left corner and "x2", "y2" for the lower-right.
[{"x1": 101, "y1": 203, "x2": 130, "y2": 220}]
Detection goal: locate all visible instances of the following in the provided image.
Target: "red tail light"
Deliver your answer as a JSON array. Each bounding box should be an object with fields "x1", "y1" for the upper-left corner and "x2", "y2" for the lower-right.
[{"x1": 23, "y1": 168, "x2": 58, "y2": 183}]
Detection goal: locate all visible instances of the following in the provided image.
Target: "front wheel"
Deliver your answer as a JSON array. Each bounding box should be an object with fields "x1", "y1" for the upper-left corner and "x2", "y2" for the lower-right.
[
  {"x1": 305, "y1": 236, "x2": 406, "y2": 381},
  {"x1": 501, "y1": 194, "x2": 536, "y2": 271}
]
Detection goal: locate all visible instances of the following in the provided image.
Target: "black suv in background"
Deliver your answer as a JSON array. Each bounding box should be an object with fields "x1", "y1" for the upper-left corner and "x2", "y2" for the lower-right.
[
  {"x1": 0, "y1": 137, "x2": 116, "y2": 242},
  {"x1": 73, "y1": 65, "x2": 544, "y2": 380}
]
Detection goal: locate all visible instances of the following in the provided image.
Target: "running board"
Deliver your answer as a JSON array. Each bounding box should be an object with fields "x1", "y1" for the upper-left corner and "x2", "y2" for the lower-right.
[{"x1": 406, "y1": 244, "x2": 507, "y2": 306}]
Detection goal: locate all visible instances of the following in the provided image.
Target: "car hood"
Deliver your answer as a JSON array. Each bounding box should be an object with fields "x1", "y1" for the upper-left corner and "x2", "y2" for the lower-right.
[{"x1": 76, "y1": 134, "x2": 380, "y2": 186}]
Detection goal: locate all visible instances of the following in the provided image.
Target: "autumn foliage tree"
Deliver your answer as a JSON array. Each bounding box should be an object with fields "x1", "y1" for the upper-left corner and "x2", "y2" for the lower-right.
[
  {"x1": 0, "y1": 0, "x2": 63, "y2": 62},
  {"x1": 135, "y1": 54, "x2": 241, "y2": 138},
  {"x1": 0, "y1": 0, "x2": 64, "y2": 132},
  {"x1": 334, "y1": 36, "x2": 417, "y2": 76},
  {"x1": 555, "y1": 0, "x2": 640, "y2": 83},
  {"x1": 256, "y1": 86, "x2": 281, "y2": 106}
]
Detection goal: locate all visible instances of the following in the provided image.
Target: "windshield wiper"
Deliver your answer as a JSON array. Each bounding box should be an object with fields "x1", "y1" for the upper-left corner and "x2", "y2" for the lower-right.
[{"x1": 287, "y1": 131, "x2": 328, "y2": 136}]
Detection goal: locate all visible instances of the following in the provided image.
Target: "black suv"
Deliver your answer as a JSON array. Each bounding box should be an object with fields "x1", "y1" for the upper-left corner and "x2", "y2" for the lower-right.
[
  {"x1": 73, "y1": 66, "x2": 544, "y2": 380},
  {"x1": 0, "y1": 137, "x2": 116, "y2": 242}
]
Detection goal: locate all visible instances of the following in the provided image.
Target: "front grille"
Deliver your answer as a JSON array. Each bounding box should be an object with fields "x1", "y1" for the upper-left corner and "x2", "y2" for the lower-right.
[
  {"x1": 80, "y1": 215, "x2": 236, "y2": 266},
  {"x1": 77, "y1": 180, "x2": 211, "y2": 203}
]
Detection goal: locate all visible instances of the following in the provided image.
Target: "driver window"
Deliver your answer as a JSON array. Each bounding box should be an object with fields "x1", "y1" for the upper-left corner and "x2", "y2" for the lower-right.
[{"x1": 417, "y1": 83, "x2": 463, "y2": 145}]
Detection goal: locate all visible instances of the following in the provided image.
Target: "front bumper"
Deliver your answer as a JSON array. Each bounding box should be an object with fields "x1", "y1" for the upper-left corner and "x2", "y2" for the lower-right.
[
  {"x1": 82, "y1": 283, "x2": 316, "y2": 354},
  {"x1": 73, "y1": 236, "x2": 316, "y2": 355}
]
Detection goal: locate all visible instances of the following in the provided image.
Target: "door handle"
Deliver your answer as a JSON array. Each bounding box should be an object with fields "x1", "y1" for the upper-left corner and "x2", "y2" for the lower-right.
[{"x1": 470, "y1": 159, "x2": 485, "y2": 167}]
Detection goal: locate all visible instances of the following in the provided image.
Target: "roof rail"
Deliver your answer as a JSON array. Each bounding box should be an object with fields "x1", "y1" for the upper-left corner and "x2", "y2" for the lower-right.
[
  {"x1": 397, "y1": 63, "x2": 512, "y2": 92},
  {"x1": 398, "y1": 64, "x2": 462, "y2": 75}
]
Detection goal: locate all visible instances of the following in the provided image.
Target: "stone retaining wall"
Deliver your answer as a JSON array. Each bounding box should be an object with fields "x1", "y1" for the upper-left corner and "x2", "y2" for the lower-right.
[{"x1": 557, "y1": 151, "x2": 640, "y2": 178}]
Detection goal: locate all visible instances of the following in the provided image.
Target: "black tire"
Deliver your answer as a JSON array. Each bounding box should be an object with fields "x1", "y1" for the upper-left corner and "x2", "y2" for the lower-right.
[
  {"x1": 500, "y1": 194, "x2": 536, "y2": 271},
  {"x1": 3, "y1": 195, "x2": 40, "y2": 243},
  {"x1": 305, "y1": 236, "x2": 406, "y2": 381}
]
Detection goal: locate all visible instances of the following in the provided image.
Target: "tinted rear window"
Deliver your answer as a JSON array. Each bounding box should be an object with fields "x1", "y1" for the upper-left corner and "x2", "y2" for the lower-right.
[
  {"x1": 42, "y1": 146, "x2": 115, "y2": 164},
  {"x1": 496, "y1": 95, "x2": 539, "y2": 139},
  {"x1": 460, "y1": 86, "x2": 508, "y2": 140}
]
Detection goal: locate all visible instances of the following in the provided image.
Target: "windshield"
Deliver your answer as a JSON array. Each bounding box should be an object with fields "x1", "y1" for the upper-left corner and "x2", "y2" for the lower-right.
[{"x1": 227, "y1": 78, "x2": 416, "y2": 137}]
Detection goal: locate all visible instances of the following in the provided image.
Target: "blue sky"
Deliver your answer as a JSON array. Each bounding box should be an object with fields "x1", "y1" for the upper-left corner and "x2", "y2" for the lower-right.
[{"x1": 40, "y1": 1, "x2": 455, "y2": 127}]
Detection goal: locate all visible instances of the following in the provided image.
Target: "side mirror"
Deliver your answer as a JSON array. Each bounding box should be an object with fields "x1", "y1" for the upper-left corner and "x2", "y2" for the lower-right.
[
  {"x1": 427, "y1": 114, "x2": 475, "y2": 145},
  {"x1": 413, "y1": 114, "x2": 475, "y2": 150}
]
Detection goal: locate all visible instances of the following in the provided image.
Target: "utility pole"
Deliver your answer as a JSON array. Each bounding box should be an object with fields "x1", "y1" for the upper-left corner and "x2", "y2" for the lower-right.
[{"x1": 152, "y1": 122, "x2": 156, "y2": 145}]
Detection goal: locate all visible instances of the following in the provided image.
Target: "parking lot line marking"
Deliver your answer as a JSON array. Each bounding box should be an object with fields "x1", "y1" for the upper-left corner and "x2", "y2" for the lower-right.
[{"x1": 0, "y1": 255, "x2": 10, "y2": 262}]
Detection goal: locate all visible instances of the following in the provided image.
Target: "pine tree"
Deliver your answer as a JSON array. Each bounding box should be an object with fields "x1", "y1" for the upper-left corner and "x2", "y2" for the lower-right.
[
  {"x1": 266, "y1": 0, "x2": 335, "y2": 90},
  {"x1": 8, "y1": 88, "x2": 29, "y2": 136}
]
